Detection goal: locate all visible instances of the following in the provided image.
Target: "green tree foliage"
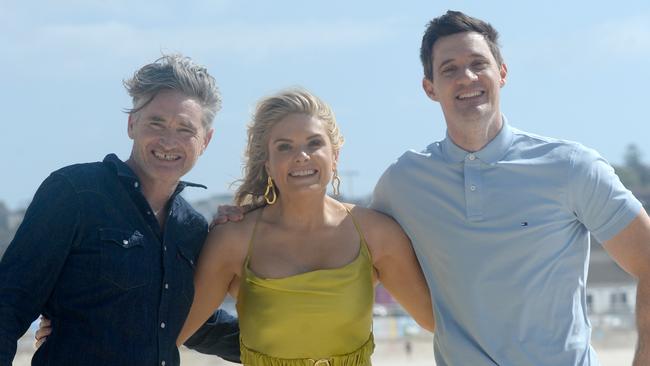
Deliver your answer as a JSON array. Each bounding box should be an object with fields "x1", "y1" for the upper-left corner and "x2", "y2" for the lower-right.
[
  {"x1": 614, "y1": 144, "x2": 650, "y2": 207},
  {"x1": 0, "y1": 201, "x2": 10, "y2": 258}
]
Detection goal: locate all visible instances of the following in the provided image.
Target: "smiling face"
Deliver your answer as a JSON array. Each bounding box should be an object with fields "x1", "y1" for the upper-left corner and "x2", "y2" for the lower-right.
[
  {"x1": 423, "y1": 31, "x2": 507, "y2": 133},
  {"x1": 265, "y1": 113, "x2": 337, "y2": 198},
  {"x1": 126, "y1": 89, "x2": 213, "y2": 188}
]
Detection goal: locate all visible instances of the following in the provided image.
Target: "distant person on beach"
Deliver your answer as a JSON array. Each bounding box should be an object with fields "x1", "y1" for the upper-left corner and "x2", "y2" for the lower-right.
[
  {"x1": 176, "y1": 88, "x2": 434, "y2": 366},
  {"x1": 215, "y1": 10, "x2": 650, "y2": 366},
  {"x1": 0, "y1": 54, "x2": 240, "y2": 366}
]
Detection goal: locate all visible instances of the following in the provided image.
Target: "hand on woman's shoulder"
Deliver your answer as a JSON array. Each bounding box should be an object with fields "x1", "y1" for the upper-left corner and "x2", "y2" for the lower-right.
[{"x1": 202, "y1": 207, "x2": 262, "y2": 271}]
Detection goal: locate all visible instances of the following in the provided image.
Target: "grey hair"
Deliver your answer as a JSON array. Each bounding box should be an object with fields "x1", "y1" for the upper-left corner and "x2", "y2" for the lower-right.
[
  {"x1": 234, "y1": 88, "x2": 344, "y2": 207},
  {"x1": 123, "y1": 53, "x2": 221, "y2": 127}
]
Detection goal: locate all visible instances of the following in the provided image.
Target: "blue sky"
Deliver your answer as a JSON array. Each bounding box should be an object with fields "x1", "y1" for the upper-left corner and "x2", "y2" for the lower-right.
[{"x1": 2, "y1": 1, "x2": 649, "y2": 209}]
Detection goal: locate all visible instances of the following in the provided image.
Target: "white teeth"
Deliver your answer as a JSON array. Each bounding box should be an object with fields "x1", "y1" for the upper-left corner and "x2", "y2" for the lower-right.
[
  {"x1": 289, "y1": 169, "x2": 316, "y2": 177},
  {"x1": 153, "y1": 151, "x2": 180, "y2": 161},
  {"x1": 458, "y1": 91, "x2": 483, "y2": 99}
]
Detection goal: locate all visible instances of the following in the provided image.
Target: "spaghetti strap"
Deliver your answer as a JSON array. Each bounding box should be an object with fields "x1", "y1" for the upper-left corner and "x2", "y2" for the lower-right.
[
  {"x1": 342, "y1": 205, "x2": 371, "y2": 257},
  {"x1": 245, "y1": 208, "x2": 264, "y2": 259},
  {"x1": 342, "y1": 204, "x2": 375, "y2": 336}
]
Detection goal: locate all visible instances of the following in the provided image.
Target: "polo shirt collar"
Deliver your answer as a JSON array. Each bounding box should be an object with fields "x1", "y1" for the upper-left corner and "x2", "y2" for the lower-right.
[
  {"x1": 102, "y1": 153, "x2": 207, "y2": 192},
  {"x1": 441, "y1": 115, "x2": 514, "y2": 164}
]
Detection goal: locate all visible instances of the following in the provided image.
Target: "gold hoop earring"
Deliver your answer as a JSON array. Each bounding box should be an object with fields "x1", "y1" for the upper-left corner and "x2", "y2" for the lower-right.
[
  {"x1": 331, "y1": 170, "x2": 341, "y2": 196},
  {"x1": 264, "y1": 176, "x2": 277, "y2": 204}
]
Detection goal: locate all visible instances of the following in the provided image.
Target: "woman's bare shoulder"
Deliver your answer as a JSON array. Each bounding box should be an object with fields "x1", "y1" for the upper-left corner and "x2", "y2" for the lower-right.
[
  {"x1": 342, "y1": 202, "x2": 410, "y2": 260},
  {"x1": 342, "y1": 203, "x2": 402, "y2": 232},
  {"x1": 203, "y1": 208, "x2": 262, "y2": 261}
]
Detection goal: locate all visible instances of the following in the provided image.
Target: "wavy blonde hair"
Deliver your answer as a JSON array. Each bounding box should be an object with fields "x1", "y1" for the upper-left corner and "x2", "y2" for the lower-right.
[{"x1": 235, "y1": 88, "x2": 344, "y2": 207}]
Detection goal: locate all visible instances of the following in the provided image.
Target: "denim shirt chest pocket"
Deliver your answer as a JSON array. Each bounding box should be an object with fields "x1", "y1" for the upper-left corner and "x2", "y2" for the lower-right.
[{"x1": 99, "y1": 228, "x2": 151, "y2": 290}]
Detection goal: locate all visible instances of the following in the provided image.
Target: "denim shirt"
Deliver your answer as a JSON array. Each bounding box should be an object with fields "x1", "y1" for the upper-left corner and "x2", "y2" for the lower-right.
[{"x1": 0, "y1": 154, "x2": 240, "y2": 366}]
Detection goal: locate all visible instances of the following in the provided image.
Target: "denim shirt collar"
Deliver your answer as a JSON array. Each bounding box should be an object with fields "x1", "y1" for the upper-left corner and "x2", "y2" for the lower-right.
[
  {"x1": 441, "y1": 115, "x2": 514, "y2": 164},
  {"x1": 102, "y1": 153, "x2": 207, "y2": 193}
]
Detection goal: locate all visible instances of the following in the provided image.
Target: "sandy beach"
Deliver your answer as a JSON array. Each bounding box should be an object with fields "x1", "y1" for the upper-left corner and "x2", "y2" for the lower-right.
[{"x1": 13, "y1": 331, "x2": 635, "y2": 365}]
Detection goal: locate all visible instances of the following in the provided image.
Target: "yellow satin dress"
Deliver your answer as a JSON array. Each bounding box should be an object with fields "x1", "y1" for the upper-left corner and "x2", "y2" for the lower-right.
[{"x1": 236, "y1": 208, "x2": 375, "y2": 366}]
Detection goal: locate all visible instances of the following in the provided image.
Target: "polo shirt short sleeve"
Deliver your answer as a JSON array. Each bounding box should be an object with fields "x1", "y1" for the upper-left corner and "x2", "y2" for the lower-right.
[{"x1": 568, "y1": 145, "x2": 642, "y2": 243}]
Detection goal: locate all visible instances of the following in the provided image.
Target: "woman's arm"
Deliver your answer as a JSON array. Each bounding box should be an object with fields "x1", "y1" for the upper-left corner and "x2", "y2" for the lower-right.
[
  {"x1": 356, "y1": 207, "x2": 435, "y2": 332},
  {"x1": 176, "y1": 223, "x2": 247, "y2": 346}
]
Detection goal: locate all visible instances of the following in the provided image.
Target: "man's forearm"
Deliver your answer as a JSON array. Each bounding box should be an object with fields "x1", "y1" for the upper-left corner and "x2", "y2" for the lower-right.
[
  {"x1": 183, "y1": 309, "x2": 241, "y2": 363},
  {"x1": 634, "y1": 277, "x2": 650, "y2": 365}
]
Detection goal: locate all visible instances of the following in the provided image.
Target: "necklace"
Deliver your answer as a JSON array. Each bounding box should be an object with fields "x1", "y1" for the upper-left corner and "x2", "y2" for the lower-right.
[{"x1": 150, "y1": 202, "x2": 167, "y2": 218}]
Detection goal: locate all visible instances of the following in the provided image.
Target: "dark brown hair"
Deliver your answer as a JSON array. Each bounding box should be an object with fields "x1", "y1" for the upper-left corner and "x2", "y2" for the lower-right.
[{"x1": 420, "y1": 10, "x2": 503, "y2": 80}]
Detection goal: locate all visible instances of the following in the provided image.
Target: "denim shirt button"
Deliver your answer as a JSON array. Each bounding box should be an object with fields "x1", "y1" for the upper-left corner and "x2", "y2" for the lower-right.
[
  {"x1": 122, "y1": 239, "x2": 128, "y2": 245},
  {"x1": 161, "y1": 361, "x2": 166, "y2": 366},
  {"x1": 164, "y1": 283, "x2": 169, "y2": 289},
  {"x1": 160, "y1": 322, "x2": 166, "y2": 328},
  {"x1": 133, "y1": 182, "x2": 139, "y2": 188}
]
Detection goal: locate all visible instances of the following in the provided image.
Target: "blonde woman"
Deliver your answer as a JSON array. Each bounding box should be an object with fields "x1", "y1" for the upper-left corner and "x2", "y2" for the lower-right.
[{"x1": 177, "y1": 89, "x2": 434, "y2": 365}]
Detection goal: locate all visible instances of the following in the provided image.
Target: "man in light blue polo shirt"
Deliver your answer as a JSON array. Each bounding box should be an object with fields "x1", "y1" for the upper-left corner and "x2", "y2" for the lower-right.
[{"x1": 370, "y1": 10, "x2": 650, "y2": 366}]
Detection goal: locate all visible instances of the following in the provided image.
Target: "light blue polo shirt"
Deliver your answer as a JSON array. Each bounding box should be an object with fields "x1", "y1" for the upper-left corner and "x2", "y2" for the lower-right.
[{"x1": 371, "y1": 119, "x2": 641, "y2": 366}]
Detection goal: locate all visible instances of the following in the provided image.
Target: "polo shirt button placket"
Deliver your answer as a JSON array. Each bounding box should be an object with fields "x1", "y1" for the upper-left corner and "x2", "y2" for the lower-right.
[
  {"x1": 466, "y1": 154, "x2": 479, "y2": 193},
  {"x1": 464, "y1": 153, "x2": 483, "y2": 220}
]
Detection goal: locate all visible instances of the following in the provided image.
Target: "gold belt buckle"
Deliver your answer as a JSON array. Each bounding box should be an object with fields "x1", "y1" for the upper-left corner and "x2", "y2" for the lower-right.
[{"x1": 310, "y1": 359, "x2": 331, "y2": 366}]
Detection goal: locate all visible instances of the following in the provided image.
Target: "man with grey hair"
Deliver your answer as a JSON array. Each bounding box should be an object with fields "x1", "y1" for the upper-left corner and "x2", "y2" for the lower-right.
[{"x1": 0, "y1": 54, "x2": 240, "y2": 366}]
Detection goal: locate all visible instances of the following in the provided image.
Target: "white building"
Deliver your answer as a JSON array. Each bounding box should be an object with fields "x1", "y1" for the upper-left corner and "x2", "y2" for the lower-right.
[{"x1": 587, "y1": 241, "x2": 636, "y2": 329}]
